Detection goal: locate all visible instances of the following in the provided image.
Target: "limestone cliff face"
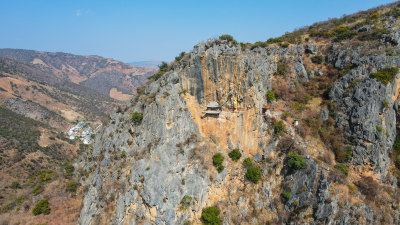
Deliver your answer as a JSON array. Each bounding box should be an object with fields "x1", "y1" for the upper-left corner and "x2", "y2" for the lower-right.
[
  {"x1": 330, "y1": 65, "x2": 399, "y2": 178},
  {"x1": 78, "y1": 9, "x2": 400, "y2": 224},
  {"x1": 177, "y1": 40, "x2": 309, "y2": 109},
  {"x1": 78, "y1": 72, "x2": 210, "y2": 224},
  {"x1": 77, "y1": 41, "x2": 316, "y2": 224}
]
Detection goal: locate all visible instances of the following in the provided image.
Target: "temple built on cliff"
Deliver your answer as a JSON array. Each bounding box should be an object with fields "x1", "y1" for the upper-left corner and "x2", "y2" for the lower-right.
[{"x1": 203, "y1": 101, "x2": 221, "y2": 116}]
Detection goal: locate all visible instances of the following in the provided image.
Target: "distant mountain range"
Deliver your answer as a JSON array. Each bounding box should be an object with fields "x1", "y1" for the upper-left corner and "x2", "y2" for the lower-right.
[
  {"x1": 0, "y1": 49, "x2": 144, "y2": 224},
  {"x1": 0, "y1": 49, "x2": 157, "y2": 101},
  {"x1": 129, "y1": 60, "x2": 162, "y2": 68}
]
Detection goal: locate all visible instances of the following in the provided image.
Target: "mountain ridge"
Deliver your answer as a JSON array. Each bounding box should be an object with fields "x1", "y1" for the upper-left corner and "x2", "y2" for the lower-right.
[{"x1": 0, "y1": 48, "x2": 157, "y2": 100}]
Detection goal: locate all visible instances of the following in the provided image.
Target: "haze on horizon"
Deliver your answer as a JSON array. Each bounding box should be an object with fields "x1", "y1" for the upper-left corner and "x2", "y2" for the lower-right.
[{"x1": 0, "y1": 0, "x2": 396, "y2": 63}]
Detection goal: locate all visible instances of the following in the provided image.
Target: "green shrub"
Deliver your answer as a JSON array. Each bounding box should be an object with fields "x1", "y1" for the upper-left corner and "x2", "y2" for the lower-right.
[
  {"x1": 32, "y1": 185, "x2": 44, "y2": 196},
  {"x1": 311, "y1": 55, "x2": 323, "y2": 64},
  {"x1": 175, "y1": 52, "x2": 185, "y2": 61},
  {"x1": 287, "y1": 152, "x2": 306, "y2": 170},
  {"x1": 32, "y1": 199, "x2": 50, "y2": 216},
  {"x1": 179, "y1": 195, "x2": 193, "y2": 210},
  {"x1": 273, "y1": 120, "x2": 285, "y2": 136},
  {"x1": 266, "y1": 37, "x2": 283, "y2": 44},
  {"x1": 148, "y1": 61, "x2": 168, "y2": 80},
  {"x1": 276, "y1": 60, "x2": 288, "y2": 76},
  {"x1": 369, "y1": 12, "x2": 380, "y2": 20},
  {"x1": 217, "y1": 165, "x2": 224, "y2": 173},
  {"x1": 212, "y1": 153, "x2": 224, "y2": 169},
  {"x1": 345, "y1": 146, "x2": 352, "y2": 161},
  {"x1": 64, "y1": 163, "x2": 74, "y2": 178},
  {"x1": 332, "y1": 26, "x2": 356, "y2": 42},
  {"x1": 282, "y1": 189, "x2": 291, "y2": 200},
  {"x1": 393, "y1": 136, "x2": 400, "y2": 153},
  {"x1": 219, "y1": 34, "x2": 234, "y2": 42},
  {"x1": 334, "y1": 163, "x2": 349, "y2": 176},
  {"x1": 243, "y1": 157, "x2": 252, "y2": 167},
  {"x1": 376, "y1": 125, "x2": 383, "y2": 132},
  {"x1": 120, "y1": 152, "x2": 126, "y2": 159},
  {"x1": 240, "y1": 42, "x2": 250, "y2": 51},
  {"x1": 308, "y1": 29, "x2": 332, "y2": 38},
  {"x1": 228, "y1": 149, "x2": 242, "y2": 162},
  {"x1": 348, "y1": 183, "x2": 357, "y2": 192},
  {"x1": 179, "y1": 89, "x2": 188, "y2": 95},
  {"x1": 16, "y1": 196, "x2": 26, "y2": 204},
  {"x1": 358, "y1": 28, "x2": 389, "y2": 41},
  {"x1": 251, "y1": 41, "x2": 268, "y2": 50},
  {"x1": 280, "y1": 42, "x2": 289, "y2": 48},
  {"x1": 131, "y1": 112, "x2": 143, "y2": 125},
  {"x1": 38, "y1": 170, "x2": 56, "y2": 182},
  {"x1": 65, "y1": 182, "x2": 79, "y2": 193},
  {"x1": 246, "y1": 166, "x2": 262, "y2": 183},
  {"x1": 201, "y1": 206, "x2": 222, "y2": 225},
  {"x1": 370, "y1": 67, "x2": 399, "y2": 84},
  {"x1": 11, "y1": 181, "x2": 22, "y2": 189},
  {"x1": 384, "y1": 100, "x2": 389, "y2": 108},
  {"x1": 266, "y1": 90, "x2": 276, "y2": 102}
]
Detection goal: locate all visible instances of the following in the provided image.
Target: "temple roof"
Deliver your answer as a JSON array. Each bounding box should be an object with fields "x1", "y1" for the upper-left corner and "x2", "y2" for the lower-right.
[
  {"x1": 203, "y1": 110, "x2": 220, "y2": 115},
  {"x1": 206, "y1": 101, "x2": 220, "y2": 108}
]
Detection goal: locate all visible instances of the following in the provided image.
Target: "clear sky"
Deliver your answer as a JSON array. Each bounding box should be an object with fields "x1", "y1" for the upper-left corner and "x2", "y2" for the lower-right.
[{"x1": 0, "y1": 0, "x2": 397, "y2": 63}]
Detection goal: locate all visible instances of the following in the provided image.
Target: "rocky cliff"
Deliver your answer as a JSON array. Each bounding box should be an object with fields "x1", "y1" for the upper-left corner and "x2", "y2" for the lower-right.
[{"x1": 78, "y1": 3, "x2": 400, "y2": 225}]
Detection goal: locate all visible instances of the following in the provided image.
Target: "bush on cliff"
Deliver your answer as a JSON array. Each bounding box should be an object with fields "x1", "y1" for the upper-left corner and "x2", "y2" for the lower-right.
[
  {"x1": 276, "y1": 60, "x2": 288, "y2": 76},
  {"x1": 266, "y1": 90, "x2": 276, "y2": 102},
  {"x1": 32, "y1": 199, "x2": 50, "y2": 216},
  {"x1": 334, "y1": 163, "x2": 349, "y2": 176},
  {"x1": 201, "y1": 206, "x2": 222, "y2": 225},
  {"x1": 273, "y1": 119, "x2": 285, "y2": 136},
  {"x1": 370, "y1": 67, "x2": 399, "y2": 84},
  {"x1": 282, "y1": 189, "x2": 291, "y2": 200},
  {"x1": 131, "y1": 112, "x2": 143, "y2": 125},
  {"x1": 63, "y1": 163, "x2": 74, "y2": 178},
  {"x1": 175, "y1": 52, "x2": 185, "y2": 61},
  {"x1": 311, "y1": 55, "x2": 323, "y2": 64},
  {"x1": 219, "y1": 34, "x2": 238, "y2": 45},
  {"x1": 65, "y1": 182, "x2": 79, "y2": 193},
  {"x1": 332, "y1": 26, "x2": 356, "y2": 42},
  {"x1": 148, "y1": 61, "x2": 169, "y2": 80},
  {"x1": 243, "y1": 157, "x2": 252, "y2": 167},
  {"x1": 287, "y1": 152, "x2": 306, "y2": 170},
  {"x1": 219, "y1": 34, "x2": 234, "y2": 42},
  {"x1": 250, "y1": 41, "x2": 268, "y2": 50},
  {"x1": 228, "y1": 149, "x2": 242, "y2": 162},
  {"x1": 213, "y1": 153, "x2": 224, "y2": 173},
  {"x1": 246, "y1": 166, "x2": 262, "y2": 183}
]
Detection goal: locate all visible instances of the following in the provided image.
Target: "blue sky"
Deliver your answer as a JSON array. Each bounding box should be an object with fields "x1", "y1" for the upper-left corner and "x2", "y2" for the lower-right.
[{"x1": 0, "y1": 0, "x2": 397, "y2": 62}]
